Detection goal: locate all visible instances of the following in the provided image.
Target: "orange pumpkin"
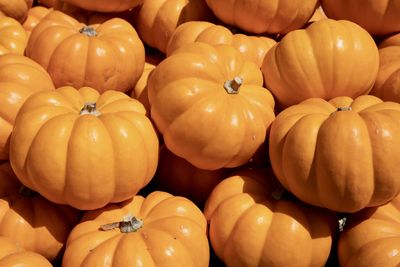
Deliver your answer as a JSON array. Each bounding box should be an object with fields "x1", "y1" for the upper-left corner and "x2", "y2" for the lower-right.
[
  {"x1": 148, "y1": 42, "x2": 276, "y2": 170},
  {"x1": 10, "y1": 86, "x2": 159, "y2": 210},
  {"x1": 369, "y1": 33, "x2": 400, "y2": 103},
  {"x1": 321, "y1": 0, "x2": 400, "y2": 36},
  {"x1": 262, "y1": 19, "x2": 379, "y2": 109},
  {"x1": 308, "y1": 4, "x2": 327, "y2": 22},
  {"x1": 62, "y1": 191, "x2": 209, "y2": 267},
  {"x1": 166, "y1": 21, "x2": 276, "y2": 67},
  {"x1": 338, "y1": 194, "x2": 400, "y2": 267},
  {"x1": 204, "y1": 169, "x2": 335, "y2": 267},
  {"x1": 0, "y1": 0, "x2": 33, "y2": 22},
  {"x1": 26, "y1": 10, "x2": 145, "y2": 93},
  {"x1": 0, "y1": 162, "x2": 81, "y2": 261},
  {"x1": 135, "y1": 0, "x2": 215, "y2": 53},
  {"x1": 269, "y1": 95, "x2": 400, "y2": 212},
  {"x1": 0, "y1": 236, "x2": 52, "y2": 267},
  {"x1": 0, "y1": 16, "x2": 28, "y2": 55},
  {"x1": 0, "y1": 54, "x2": 55, "y2": 160},
  {"x1": 22, "y1": 6, "x2": 52, "y2": 36},
  {"x1": 62, "y1": 0, "x2": 143, "y2": 12},
  {"x1": 205, "y1": 0, "x2": 318, "y2": 34}
]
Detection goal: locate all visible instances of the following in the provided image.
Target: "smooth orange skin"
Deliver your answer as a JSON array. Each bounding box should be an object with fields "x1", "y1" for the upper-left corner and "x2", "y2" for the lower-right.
[
  {"x1": 26, "y1": 10, "x2": 145, "y2": 93},
  {"x1": 22, "y1": 6, "x2": 52, "y2": 35},
  {"x1": 338, "y1": 195, "x2": 400, "y2": 267},
  {"x1": 135, "y1": 0, "x2": 214, "y2": 53},
  {"x1": 148, "y1": 42, "x2": 276, "y2": 170},
  {"x1": 0, "y1": 162, "x2": 81, "y2": 261},
  {"x1": 0, "y1": 236, "x2": 52, "y2": 267},
  {"x1": 269, "y1": 95, "x2": 400, "y2": 213},
  {"x1": 63, "y1": 0, "x2": 143, "y2": 12},
  {"x1": 0, "y1": 54, "x2": 55, "y2": 160},
  {"x1": 321, "y1": 0, "x2": 400, "y2": 36},
  {"x1": 9, "y1": 86, "x2": 159, "y2": 210},
  {"x1": 308, "y1": 4, "x2": 327, "y2": 23},
  {"x1": 63, "y1": 191, "x2": 209, "y2": 267},
  {"x1": 262, "y1": 19, "x2": 379, "y2": 109},
  {"x1": 370, "y1": 33, "x2": 400, "y2": 103},
  {"x1": 166, "y1": 21, "x2": 276, "y2": 67},
  {"x1": 0, "y1": 17, "x2": 28, "y2": 55},
  {"x1": 204, "y1": 170, "x2": 334, "y2": 267},
  {"x1": 205, "y1": 0, "x2": 318, "y2": 34},
  {"x1": 0, "y1": 0, "x2": 33, "y2": 22}
]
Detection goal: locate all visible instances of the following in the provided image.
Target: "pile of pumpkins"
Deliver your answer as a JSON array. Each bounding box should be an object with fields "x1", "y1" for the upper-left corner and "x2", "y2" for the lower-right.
[{"x1": 0, "y1": 0, "x2": 400, "y2": 266}]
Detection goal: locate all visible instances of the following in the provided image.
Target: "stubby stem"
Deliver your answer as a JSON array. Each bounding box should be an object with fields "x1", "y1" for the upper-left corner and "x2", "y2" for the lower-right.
[
  {"x1": 80, "y1": 102, "x2": 101, "y2": 116},
  {"x1": 337, "y1": 107, "x2": 352, "y2": 111},
  {"x1": 79, "y1": 26, "x2": 97, "y2": 37},
  {"x1": 100, "y1": 215, "x2": 143, "y2": 233},
  {"x1": 224, "y1": 76, "x2": 243, "y2": 94}
]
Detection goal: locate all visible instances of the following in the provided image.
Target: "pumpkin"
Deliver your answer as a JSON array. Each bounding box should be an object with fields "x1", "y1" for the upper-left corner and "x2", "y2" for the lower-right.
[
  {"x1": 0, "y1": 236, "x2": 52, "y2": 267},
  {"x1": 62, "y1": 191, "x2": 209, "y2": 267},
  {"x1": 62, "y1": 0, "x2": 143, "y2": 13},
  {"x1": 338, "y1": 194, "x2": 400, "y2": 267},
  {"x1": 205, "y1": 0, "x2": 318, "y2": 34},
  {"x1": 10, "y1": 86, "x2": 159, "y2": 210},
  {"x1": 0, "y1": 54, "x2": 54, "y2": 160},
  {"x1": 204, "y1": 169, "x2": 335, "y2": 267},
  {"x1": 308, "y1": 4, "x2": 327, "y2": 23},
  {"x1": 148, "y1": 42, "x2": 276, "y2": 170},
  {"x1": 151, "y1": 145, "x2": 227, "y2": 208},
  {"x1": 135, "y1": 0, "x2": 215, "y2": 53},
  {"x1": 0, "y1": 16, "x2": 28, "y2": 55},
  {"x1": 0, "y1": 162, "x2": 81, "y2": 261},
  {"x1": 321, "y1": 0, "x2": 400, "y2": 36},
  {"x1": 269, "y1": 95, "x2": 400, "y2": 213},
  {"x1": 26, "y1": 10, "x2": 145, "y2": 93},
  {"x1": 262, "y1": 18, "x2": 379, "y2": 109},
  {"x1": 22, "y1": 6, "x2": 52, "y2": 36},
  {"x1": 166, "y1": 21, "x2": 276, "y2": 67},
  {"x1": 0, "y1": 0, "x2": 33, "y2": 22},
  {"x1": 369, "y1": 33, "x2": 400, "y2": 103}
]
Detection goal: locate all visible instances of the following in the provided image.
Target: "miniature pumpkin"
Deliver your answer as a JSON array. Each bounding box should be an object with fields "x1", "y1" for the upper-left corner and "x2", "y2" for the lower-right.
[
  {"x1": 269, "y1": 95, "x2": 400, "y2": 212},
  {"x1": 338, "y1": 194, "x2": 400, "y2": 267},
  {"x1": 166, "y1": 21, "x2": 276, "y2": 67},
  {"x1": 26, "y1": 11, "x2": 145, "y2": 93},
  {"x1": 0, "y1": 236, "x2": 52, "y2": 267},
  {"x1": 62, "y1": 0, "x2": 144, "y2": 12},
  {"x1": 135, "y1": 0, "x2": 214, "y2": 53},
  {"x1": 10, "y1": 86, "x2": 159, "y2": 210},
  {"x1": 369, "y1": 33, "x2": 400, "y2": 103},
  {"x1": 62, "y1": 191, "x2": 209, "y2": 267},
  {"x1": 22, "y1": 6, "x2": 52, "y2": 36},
  {"x1": 204, "y1": 169, "x2": 335, "y2": 267},
  {"x1": 0, "y1": 17, "x2": 28, "y2": 55},
  {"x1": 0, "y1": 162, "x2": 81, "y2": 261},
  {"x1": 0, "y1": 0, "x2": 33, "y2": 22},
  {"x1": 321, "y1": 0, "x2": 400, "y2": 36},
  {"x1": 262, "y1": 19, "x2": 379, "y2": 109},
  {"x1": 148, "y1": 42, "x2": 276, "y2": 170},
  {"x1": 0, "y1": 54, "x2": 54, "y2": 160},
  {"x1": 205, "y1": 0, "x2": 318, "y2": 34}
]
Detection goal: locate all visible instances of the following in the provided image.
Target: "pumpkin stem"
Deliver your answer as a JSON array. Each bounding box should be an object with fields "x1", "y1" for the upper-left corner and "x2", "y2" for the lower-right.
[
  {"x1": 18, "y1": 186, "x2": 37, "y2": 197},
  {"x1": 79, "y1": 26, "x2": 97, "y2": 37},
  {"x1": 337, "y1": 107, "x2": 352, "y2": 111},
  {"x1": 338, "y1": 217, "x2": 347, "y2": 232},
  {"x1": 224, "y1": 76, "x2": 243, "y2": 94},
  {"x1": 80, "y1": 102, "x2": 101, "y2": 116},
  {"x1": 100, "y1": 215, "x2": 143, "y2": 233}
]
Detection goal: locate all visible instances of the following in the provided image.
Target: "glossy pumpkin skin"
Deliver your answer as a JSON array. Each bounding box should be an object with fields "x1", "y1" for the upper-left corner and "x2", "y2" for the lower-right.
[
  {"x1": 63, "y1": 191, "x2": 209, "y2": 267},
  {"x1": 0, "y1": 17, "x2": 28, "y2": 55},
  {"x1": 0, "y1": 236, "x2": 52, "y2": 267},
  {"x1": 166, "y1": 21, "x2": 276, "y2": 67},
  {"x1": 204, "y1": 169, "x2": 334, "y2": 267},
  {"x1": 369, "y1": 34, "x2": 400, "y2": 103},
  {"x1": 321, "y1": 0, "x2": 400, "y2": 36},
  {"x1": 22, "y1": 6, "x2": 52, "y2": 35},
  {"x1": 26, "y1": 11, "x2": 145, "y2": 93},
  {"x1": 0, "y1": 162, "x2": 81, "y2": 261},
  {"x1": 135, "y1": 0, "x2": 214, "y2": 53},
  {"x1": 262, "y1": 19, "x2": 379, "y2": 109},
  {"x1": 269, "y1": 95, "x2": 400, "y2": 213},
  {"x1": 148, "y1": 42, "x2": 276, "y2": 170},
  {"x1": 10, "y1": 86, "x2": 159, "y2": 210},
  {"x1": 0, "y1": 0, "x2": 33, "y2": 22},
  {"x1": 338, "y1": 194, "x2": 400, "y2": 267},
  {"x1": 205, "y1": 0, "x2": 318, "y2": 34},
  {"x1": 0, "y1": 54, "x2": 55, "y2": 160},
  {"x1": 62, "y1": 0, "x2": 143, "y2": 12}
]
